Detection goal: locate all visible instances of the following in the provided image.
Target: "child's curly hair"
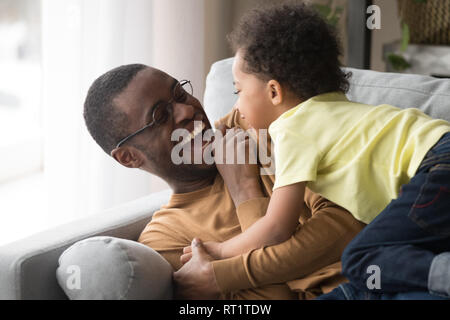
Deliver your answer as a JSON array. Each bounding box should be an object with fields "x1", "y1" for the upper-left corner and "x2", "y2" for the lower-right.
[{"x1": 228, "y1": 2, "x2": 351, "y2": 101}]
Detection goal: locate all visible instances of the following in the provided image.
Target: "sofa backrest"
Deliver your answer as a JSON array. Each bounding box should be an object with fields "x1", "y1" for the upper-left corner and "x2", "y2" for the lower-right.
[{"x1": 203, "y1": 57, "x2": 450, "y2": 125}]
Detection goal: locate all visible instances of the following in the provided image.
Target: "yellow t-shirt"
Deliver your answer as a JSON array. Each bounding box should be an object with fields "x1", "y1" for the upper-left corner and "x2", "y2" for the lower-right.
[{"x1": 269, "y1": 92, "x2": 450, "y2": 224}]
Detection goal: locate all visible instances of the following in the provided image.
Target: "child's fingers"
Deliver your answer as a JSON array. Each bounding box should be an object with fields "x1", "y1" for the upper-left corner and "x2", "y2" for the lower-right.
[
  {"x1": 183, "y1": 246, "x2": 192, "y2": 254},
  {"x1": 180, "y1": 253, "x2": 193, "y2": 264}
]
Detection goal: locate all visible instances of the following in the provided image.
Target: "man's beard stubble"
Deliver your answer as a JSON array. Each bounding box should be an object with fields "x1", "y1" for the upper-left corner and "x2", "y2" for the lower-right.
[
  {"x1": 172, "y1": 162, "x2": 218, "y2": 182},
  {"x1": 140, "y1": 145, "x2": 218, "y2": 183}
]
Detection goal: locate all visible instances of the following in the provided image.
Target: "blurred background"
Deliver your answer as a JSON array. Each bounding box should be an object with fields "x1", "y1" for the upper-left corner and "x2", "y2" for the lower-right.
[{"x1": 1, "y1": 0, "x2": 448, "y2": 245}]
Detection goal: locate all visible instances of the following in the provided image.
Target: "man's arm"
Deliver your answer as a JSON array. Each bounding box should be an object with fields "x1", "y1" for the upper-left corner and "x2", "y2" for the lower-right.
[
  {"x1": 178, "y1": 191, "x2": 365, "y2": 296},
  {"x1": 138, "y1": 215, "x2": 187, "y2": 271},
  {"x1": 212, "y1": 190, "x2": 366, "y2": 293},
  {"x1": 218, "y1": 182, "x2": 306, "y2": 259}
]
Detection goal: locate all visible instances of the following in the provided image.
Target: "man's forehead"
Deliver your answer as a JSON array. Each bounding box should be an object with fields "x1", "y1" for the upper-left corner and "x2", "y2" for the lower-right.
[
  {"x1": 132, "y1": 67, "x2": 174, "y2": 94},
  {"x1": 115, "y1": 67, "x2": 174, "y2": 111}
]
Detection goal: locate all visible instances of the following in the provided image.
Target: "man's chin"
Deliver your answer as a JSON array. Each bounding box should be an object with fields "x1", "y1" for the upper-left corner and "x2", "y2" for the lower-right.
[{"x1": 171, "y1": 162, "x2": 217, "y2": 182}]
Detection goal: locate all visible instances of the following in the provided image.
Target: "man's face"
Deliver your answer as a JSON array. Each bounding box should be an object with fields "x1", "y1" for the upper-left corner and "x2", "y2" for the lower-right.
[{"x1": 113, "y1": 67, "x2": 216, "y2": 182}]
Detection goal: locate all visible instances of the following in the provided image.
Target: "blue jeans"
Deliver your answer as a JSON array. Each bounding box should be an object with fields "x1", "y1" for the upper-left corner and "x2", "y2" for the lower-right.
[
  {"x1": 317, "y1": 282, "x2": 449, "y2": 300},
  {"x1": 338, "y1": 132, "x2": 450, "y2": 297}
]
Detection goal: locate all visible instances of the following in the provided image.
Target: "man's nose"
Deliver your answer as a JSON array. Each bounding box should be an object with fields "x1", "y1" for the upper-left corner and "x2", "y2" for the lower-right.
[{"x1": 172, "y1": 102, "x2": 195, "y2": 124}]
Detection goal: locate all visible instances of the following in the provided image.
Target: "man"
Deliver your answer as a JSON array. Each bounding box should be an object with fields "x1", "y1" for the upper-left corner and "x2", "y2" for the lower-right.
[{"x1": 83, "y1": 63, "x2": 365, "y2": 299}]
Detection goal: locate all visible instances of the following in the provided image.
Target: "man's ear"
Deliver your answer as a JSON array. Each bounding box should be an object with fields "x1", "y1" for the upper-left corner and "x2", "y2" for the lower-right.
[
  {"x1": 110, "y1": 146, "x2": 144, "y2": 168},
  {"x1": 267, "y1": 79, "x2": 283, "y2": 106}
]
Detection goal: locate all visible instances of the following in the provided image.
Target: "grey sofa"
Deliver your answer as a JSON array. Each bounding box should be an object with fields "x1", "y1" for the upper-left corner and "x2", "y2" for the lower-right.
[{"x1": 1, "y1": 57, "x2": 449, "y2": 299}]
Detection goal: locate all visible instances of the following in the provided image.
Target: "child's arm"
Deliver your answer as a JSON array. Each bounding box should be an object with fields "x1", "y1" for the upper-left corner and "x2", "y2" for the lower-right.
[{"x1": 218, "y1": 182, "x2": 306, "y2": 259}]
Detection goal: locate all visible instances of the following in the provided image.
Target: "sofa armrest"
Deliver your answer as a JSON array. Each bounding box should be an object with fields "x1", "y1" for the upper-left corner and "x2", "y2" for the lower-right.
[{"x1": 0, "y1": 189, "x2": 171, "y2": 300}]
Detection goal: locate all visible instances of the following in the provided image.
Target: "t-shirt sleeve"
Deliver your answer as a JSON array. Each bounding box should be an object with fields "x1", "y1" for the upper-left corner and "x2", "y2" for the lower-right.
[{"x1": 272, "y1": 129, "x2": 322, "y2": 190}]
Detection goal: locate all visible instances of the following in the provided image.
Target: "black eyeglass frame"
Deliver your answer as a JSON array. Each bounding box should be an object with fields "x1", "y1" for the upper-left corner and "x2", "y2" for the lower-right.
[{"x1": 114, "y1": 80, "x2": 193, "y2": 149}]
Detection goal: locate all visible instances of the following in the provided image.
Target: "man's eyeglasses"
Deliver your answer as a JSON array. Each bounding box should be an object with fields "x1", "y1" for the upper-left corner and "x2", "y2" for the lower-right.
[{"x1": 115, "y1": 80, "x2": 193, "y2": 149}]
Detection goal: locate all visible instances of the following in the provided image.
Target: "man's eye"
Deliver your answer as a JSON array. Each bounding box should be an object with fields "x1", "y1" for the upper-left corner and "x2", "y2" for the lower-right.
[{"x1": 175, "y1": 89, "x2": 188, "y2": 102}]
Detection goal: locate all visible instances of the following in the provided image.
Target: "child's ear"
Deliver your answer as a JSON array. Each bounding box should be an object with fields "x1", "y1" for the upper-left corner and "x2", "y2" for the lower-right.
[{"x1": 267, "y1": 79, "x2": 283, "y2": 106}]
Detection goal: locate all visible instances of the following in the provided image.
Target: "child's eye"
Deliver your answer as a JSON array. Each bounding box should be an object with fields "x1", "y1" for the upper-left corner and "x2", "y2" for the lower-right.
[{"x1": 233, "y1": 90, "x2": 240, "y2": 95}]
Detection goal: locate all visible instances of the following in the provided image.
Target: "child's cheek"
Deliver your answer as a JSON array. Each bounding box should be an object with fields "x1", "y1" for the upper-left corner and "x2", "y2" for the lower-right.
[
  {"x1": 240, "y1": 95, "x2": 252, "y2": 116},
  {"x1": 246, "y1": 105, "x2": 263, "y2": 128}
]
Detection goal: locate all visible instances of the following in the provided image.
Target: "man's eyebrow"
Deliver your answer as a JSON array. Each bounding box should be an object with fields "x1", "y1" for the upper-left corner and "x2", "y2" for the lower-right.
[{"x1": 144, "y1": 79, "x2": 178, "y2": 123}]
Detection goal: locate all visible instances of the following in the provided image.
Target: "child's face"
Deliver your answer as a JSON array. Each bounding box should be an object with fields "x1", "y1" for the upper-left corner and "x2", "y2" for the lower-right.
[{"x1": 232, "y1": 50, "x2": 277, "y2": 130}]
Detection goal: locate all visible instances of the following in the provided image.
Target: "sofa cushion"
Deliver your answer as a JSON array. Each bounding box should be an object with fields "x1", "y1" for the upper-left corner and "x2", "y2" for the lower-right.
[
  {"x1": 346, "y1": 68, "x2": 450, "y2": 122},
  {"x1": 0, "y1": 189, "x2": 171, "y2": 300},
  {"x1": 56, "y1": 236, "x2": 173, "y2": 300},
  {"x1": 204, "y1": 58, "x2": 238, "y2": 125},
  {"x1": 203, "y1": 57, "x2": 450, "y2": 125}
]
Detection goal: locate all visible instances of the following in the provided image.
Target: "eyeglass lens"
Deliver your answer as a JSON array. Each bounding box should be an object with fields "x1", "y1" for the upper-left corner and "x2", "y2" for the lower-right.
[{"x1": 152, "y1": 80, "x2": 193, "y2": 125}]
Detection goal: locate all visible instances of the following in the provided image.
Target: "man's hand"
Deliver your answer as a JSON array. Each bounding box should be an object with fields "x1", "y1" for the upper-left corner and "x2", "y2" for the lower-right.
[
  {"x1": 173, "y1": 238, "x2": 221, "y2": 300},
  {"x1": 214, "y1": 125, "x2": 263, "y2": 207}
]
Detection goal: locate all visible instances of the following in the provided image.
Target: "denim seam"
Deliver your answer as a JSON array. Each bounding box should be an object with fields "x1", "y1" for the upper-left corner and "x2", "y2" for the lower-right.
[
  {"x1": 339, "y1": 284, "x2": 353, "y2": 300},
  {"x1": 408, "y1": 168, "x2": 450, "y2": 236},
  {"x1": 418, "y1": 132, "x2": 450, "y2": 169},
  {"x1": 419, "y1": 155, "x2": 450, "y2": 168},
  {"x1": 421, "y1": 153, "x2": 450, "y2": 162},
  {"x1": 432, "y1": 133, "x2": 450, "y2": 147},
  {"x1": 430, "y1": 163, "x2": 450, "y2": 172},
  {"x1": 434, "y1": 139, "x2": 450, "y2": 149}
]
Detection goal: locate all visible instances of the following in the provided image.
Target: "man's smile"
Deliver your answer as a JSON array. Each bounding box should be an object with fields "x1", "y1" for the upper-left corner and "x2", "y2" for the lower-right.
[
  {"x1": 177, "y1": 121, "x2": 207, "y2": 148},
  {"x1": 174, "y1": 108, "x2": 214, "y2": 150}
]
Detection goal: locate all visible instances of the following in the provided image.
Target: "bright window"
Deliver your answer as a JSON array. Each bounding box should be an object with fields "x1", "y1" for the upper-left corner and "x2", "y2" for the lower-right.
[{"x1": 0, "y1": 0, "x2": 43, "y2": 182}]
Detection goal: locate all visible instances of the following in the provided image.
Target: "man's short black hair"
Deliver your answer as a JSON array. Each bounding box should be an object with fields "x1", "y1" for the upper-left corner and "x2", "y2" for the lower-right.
[
  {"x1": 83, "y1": 64, "x2": 147, "y2": 154},
  {"x1": 228, "y1": 2, "x2": 350, "y2": 101}
]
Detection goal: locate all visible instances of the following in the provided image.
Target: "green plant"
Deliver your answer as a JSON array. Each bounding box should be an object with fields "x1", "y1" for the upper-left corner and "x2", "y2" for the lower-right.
[
  {"x1": 312, "y1": 0, "x2": 344, "y2": 28},
  {"x1": 387, "y1": 22, "x2": 412, "y2": 71},
  {"x1": 387, "y1": 0, "x2": 427, "y2": 71}
]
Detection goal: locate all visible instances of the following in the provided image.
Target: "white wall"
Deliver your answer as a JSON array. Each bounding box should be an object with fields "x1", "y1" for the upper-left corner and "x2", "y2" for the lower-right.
[
  {"x1": 152, "y1": 0, "x2": 206, "y2": 102},
  {"x1": 204, "y1": 0, "x2": 233, "y2": 77}
]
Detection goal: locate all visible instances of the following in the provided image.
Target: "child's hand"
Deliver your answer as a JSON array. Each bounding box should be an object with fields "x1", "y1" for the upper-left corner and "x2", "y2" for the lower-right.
[
  {"x1": 180, "y1": 241, "x2": 223, "y2": 264},
  {"x1": 203, "y1": 241, "x2": 223, "y2": 260},
  {"x1": 213, "y1": 125, "x2": 262, "y2": 207}
]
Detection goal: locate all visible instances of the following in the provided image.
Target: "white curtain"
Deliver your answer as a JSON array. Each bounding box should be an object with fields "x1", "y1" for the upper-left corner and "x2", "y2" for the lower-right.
[
  {"x1": 41, "y1": 0, "x2": 167, "y2": 227},
  {"x1": 152, "y1": 0, "x2": 206, "y2": 99}
]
